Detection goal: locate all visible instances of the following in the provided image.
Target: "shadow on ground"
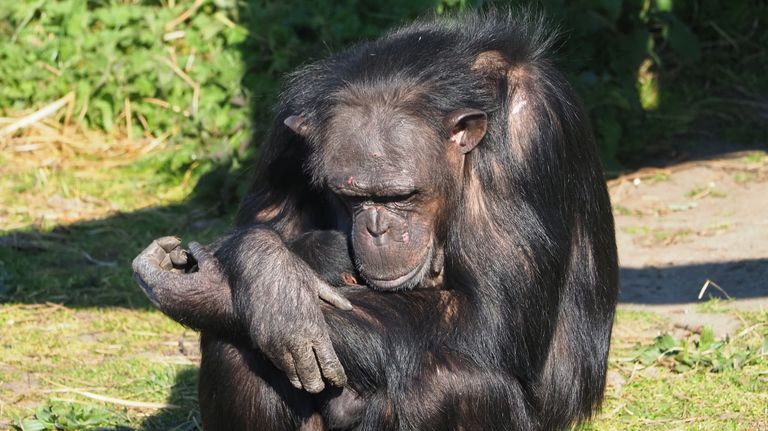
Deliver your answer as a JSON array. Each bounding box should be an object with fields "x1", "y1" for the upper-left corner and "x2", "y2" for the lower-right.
[
  {"x1": 620, "y1": 259, "x2": 768, "y2": 304},
  {"x1": 2, "y1": 1, "x2": 766, "y2": 427},
  {"x1": 142, "y1": 368, "x2": 201, "y2": 431}
]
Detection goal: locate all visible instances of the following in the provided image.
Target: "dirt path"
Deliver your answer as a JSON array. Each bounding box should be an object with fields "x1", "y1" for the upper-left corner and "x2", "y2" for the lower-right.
[{"x1": 610, "y1": 151, "x2": 768, "y2": 336}]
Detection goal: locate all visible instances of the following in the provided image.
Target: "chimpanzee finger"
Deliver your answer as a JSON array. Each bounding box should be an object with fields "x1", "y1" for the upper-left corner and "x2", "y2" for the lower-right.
[
  {"x1": 159, "y1": 253, "x2": 174, "y2": 271},
  {"x1": 169, "y1": 248, "x2": 188, "y2": 267},
  {"x1": 292, "y1": 343, "x2": 325, "y2": 393},
  {"x1": 313, "y1": 336, "x2": 347, "y2": 387},
  {"x1": 132, "y1": 244, "x2": 183, "y2": 306},
  {"x1": 156, "y1": 236, "x2": 182, "y2": 253},
  {"x1": 188, "y1": 242, "x2": 215, "y2": 270},
  {"x1": 316, "y1": 282, "x2": 353, "y2": 311},
  {"x1": 276, "y1": 351, "x2": 302, "y2": 390},
  {"x1": 133, "y1": 241, "x2": 169, "y2": 271}
]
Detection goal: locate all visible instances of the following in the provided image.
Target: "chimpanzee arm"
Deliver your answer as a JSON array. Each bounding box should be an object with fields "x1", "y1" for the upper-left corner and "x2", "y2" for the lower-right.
[
  {"x1": 134, "y1": 227, "x2": 358, "y2": 391},
  {"x1": 133, "y1": 237, "x2": 456, "y2": 391},
  {"x1": 132, "y1": 230, "x2": 355, "y2": 344},
  {"x1": 134, "y1": 239, "x2": 536, "y2": 429}
]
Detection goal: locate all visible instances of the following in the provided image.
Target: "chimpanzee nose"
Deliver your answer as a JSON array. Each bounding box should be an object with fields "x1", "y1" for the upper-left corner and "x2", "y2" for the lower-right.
[{"x1": 365, "y1": 207, "x2": 389, "y2": 238}]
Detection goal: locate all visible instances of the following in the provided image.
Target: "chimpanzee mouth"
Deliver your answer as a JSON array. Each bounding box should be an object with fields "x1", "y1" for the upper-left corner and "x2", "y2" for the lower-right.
[{"x1": 362, "y1": 244, "x2": 433, "y2": 290}]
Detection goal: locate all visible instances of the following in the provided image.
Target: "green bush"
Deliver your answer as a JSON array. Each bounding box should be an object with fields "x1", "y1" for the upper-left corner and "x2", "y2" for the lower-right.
[
  {"x1": 522, "y1": 0, "x2": 767, "y2": 169},
  {"x1": 1, "y1": 0, "x2": 765, "y2": 181}
]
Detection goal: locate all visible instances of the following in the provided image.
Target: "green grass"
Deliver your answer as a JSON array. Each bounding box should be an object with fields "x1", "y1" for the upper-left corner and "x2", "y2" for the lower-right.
[
  {"x1": 585, "y1": 311, "x2": 768, "y2": 431},
  {"x1": 1, "y1": 149, "x2": 766, "y2": 429},
  {"x1": 622, "y1": 225, "x2": 694, "y2": 245},
  {"x1": 685, "y1": 185, "x2": 728, "y2": 199},
  {"x1": 2, "y1": 1, "x2": 767, "y2": 429},
  {"x1": 1, "y1": 305, "x2": 201, "y2": 430},
  {"x1": 3, "y1": 284, "x2": 766, "y2": 429},
  {"x1": 697, "y1": 298, "x2": 734, "y2": 314},
  {"x1": 744, "y1": 151, "x2": 766, "y2": 164},
  {"x1": 0, "y1": 144, "x2": 228, "y2": 429},
  {"x1": 1, "y1": 136, "x2": 765, "y2": 431}
]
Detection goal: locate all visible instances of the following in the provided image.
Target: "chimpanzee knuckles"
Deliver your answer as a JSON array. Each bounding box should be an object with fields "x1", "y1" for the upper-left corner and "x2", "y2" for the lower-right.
[
  {"x1": 133, "y1": 239, "x2": 168, "y2": 274},
  {"x1": 132, "y1": 240, "x2": 170, "y2": 306},
  {"x1": 271, "y1": 336, "x2": 346, "y2": 393},
  {"x1": 155, "y1": 236, "x2": 181, "y2": 253},
  {"x1": 168, "y1": 248, "x2": 188, "y2": 267}
]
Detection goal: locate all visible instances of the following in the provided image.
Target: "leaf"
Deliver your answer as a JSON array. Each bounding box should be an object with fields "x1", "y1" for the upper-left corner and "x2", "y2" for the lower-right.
[
  {"x1": 699, "y1": 326, "x2": 715, "y2": 350},
  {"x1": 33, "y1": 404, "x2": 54, "y2": 423},
  {"x1": 17, "y1": 420, "x2": 48, "y2": 431},
  {"x1": 655, "y1": 0, "x2": 673, "y2": 12},
  {"x1": 92, "y1": 99, "x2": 114, "y2": 131},
  {"x1": 666, "y1": 17, "x2": 701, "y2": 64},
  {"x1": 598, "y1": 0, "x2": 623, "y2": 22}
]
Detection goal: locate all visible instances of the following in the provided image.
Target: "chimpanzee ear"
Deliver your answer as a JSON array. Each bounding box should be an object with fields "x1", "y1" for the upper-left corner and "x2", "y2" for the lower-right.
[
  {"x1": 444, "y1": 108, "x2": 487, "y2": 154},
  {"x1": 284, "y1": 115, "x2": 310, "y2": 137}
]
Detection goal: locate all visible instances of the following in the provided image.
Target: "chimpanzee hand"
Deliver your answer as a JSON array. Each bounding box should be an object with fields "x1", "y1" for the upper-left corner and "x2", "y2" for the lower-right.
[
  {"x1": 132, "y1": 236, "x2": 225, "y2": 312},
  {"x1": 132, "y1": 235, "x2": 352, "y2": 393}
]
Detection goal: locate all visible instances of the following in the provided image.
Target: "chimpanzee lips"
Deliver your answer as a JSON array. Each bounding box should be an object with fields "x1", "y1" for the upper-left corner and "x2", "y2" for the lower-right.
[{"x1": 362, "y1": 244, "x2": 432, "y2": 290}]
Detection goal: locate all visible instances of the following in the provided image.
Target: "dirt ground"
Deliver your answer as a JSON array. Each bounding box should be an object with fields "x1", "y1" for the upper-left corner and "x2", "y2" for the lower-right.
[{"x1": 610, "y1": 150, "x2": 768, "y2": 337}]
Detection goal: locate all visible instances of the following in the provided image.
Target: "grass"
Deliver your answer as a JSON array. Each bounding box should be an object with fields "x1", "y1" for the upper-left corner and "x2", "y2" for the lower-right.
[
  {"x1": 2, "y1": 287, "x2": 766, "y2": 429},
  {"x1": 697, "y1": 298, "x2": 735, "y2": 314},
  {"x1": 622, "y1": 225, "x2": 694, "y2": 245},
  {"x1": 1, "y1": 305, "x2": 201, "y2": 430},
  {"x1": 685, "y1": 185, "x2": 728, "y2": 200},
  {"x1": 1, "y1": 138, "x2": 767, "y2": 430},
  {"x1": 587, "y1": 310, "x2": 768, "y2": 431},
  {"x1": 0, "y1": 130, "x2": 229, "y2": 429},
  {"x1": 744, "y1": 151, "x2": 766, "y2": 165}
]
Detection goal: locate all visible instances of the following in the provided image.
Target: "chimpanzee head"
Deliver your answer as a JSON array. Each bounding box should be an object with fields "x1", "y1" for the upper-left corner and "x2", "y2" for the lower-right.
[{"x1": 283, "y1": 85, "x2": 487, "y2": 290}]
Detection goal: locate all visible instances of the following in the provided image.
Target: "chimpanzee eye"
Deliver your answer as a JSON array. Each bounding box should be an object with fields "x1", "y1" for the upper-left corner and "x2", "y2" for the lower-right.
[
  {"x1": 385, "y1": 191, "x2": 418, "y2": 209},
  {"x1": 334, "y1": 190, "x2": 417, "y2": 209}
]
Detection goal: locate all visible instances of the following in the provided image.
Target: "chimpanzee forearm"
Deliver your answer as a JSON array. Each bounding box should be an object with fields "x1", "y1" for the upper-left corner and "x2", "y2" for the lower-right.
[
  {"x1": 134, "y1": 235, "x2": 457, "y2": 385},
  {"x1": 133, "y1": 230, "x2": 353, "y2": 344},
  {"x1": 132, "y1": 236, "x2": 243, "y2": 342}
]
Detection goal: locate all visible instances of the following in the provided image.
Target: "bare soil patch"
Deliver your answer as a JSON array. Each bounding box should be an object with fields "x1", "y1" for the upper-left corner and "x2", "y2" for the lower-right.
[{"x1": 610, "y1": 151, "x2": 768, "y2": 336}]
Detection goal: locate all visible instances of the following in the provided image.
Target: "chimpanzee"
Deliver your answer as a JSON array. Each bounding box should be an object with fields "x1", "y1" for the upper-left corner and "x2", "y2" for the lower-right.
[{"x1": 133, "y1": 11, "x2": 619, "y2": 431}]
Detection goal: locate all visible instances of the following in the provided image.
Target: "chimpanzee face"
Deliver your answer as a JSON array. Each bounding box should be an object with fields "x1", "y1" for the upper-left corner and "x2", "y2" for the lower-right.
[{"x1": 285, "y1": 93, "x2": 486, "y2": 290}]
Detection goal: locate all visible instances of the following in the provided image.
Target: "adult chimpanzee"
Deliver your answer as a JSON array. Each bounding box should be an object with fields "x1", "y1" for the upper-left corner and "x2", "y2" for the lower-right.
[{"x1": 133, "y1": 11, "x2": 618, "y2": 431}]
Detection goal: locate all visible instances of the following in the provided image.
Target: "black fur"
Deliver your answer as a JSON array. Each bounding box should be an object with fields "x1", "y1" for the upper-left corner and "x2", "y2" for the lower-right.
[{"x1": 132, "y1": 10, "x2": 618, "y2": 431}]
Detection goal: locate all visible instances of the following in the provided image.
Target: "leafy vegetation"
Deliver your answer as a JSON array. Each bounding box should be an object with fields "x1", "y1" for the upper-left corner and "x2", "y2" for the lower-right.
[
  {"x1": 530, "y1": 0, "x2": 768, "y2": 169},
  {"x1": 631, "y1": 327, "x2": 767, "y2": 373},
  {"x1": 1, "y1": 0, "x2": 767, "y2": 430},
  {"x1": 2, "y1": 1, "x2": 765, "y2": 187}
]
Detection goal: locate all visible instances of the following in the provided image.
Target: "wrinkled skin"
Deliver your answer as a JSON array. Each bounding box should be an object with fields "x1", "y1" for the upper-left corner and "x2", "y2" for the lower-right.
[
  {"x1": 134, "y1": 108, "x2": 481, "y2": 394},
  {"x1": 132, "y1": 12, "x2": 619, "y2": 431},
  {"x1": 134, "y1": 230, "x2": 359, "y2": 393}
]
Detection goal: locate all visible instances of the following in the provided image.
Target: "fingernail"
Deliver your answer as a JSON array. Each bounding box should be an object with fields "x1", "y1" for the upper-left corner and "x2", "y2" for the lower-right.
[{"x1": 339, "y1": 298, "x2": 353, "y2": 310}]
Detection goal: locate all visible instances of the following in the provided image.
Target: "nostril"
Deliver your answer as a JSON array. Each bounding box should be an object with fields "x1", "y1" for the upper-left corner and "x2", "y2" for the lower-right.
[
  {"x1": 365, "y1": 207, "x2": 389, "y2": 237},
  {"x1": 367, "y1": 224, "x2": 388, "y2": 237},
  {"x1": 372, "y1": 234, "x2": 389, "y2": 247}
]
